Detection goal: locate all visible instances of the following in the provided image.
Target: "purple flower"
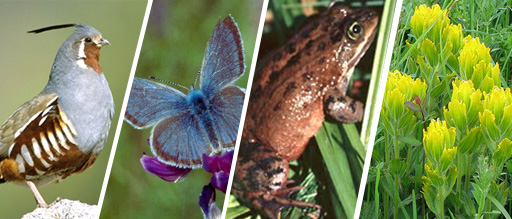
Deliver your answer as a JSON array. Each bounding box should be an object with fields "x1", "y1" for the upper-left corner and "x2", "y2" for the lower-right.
[
  {"x1": 140, "y1": 154, "x2": 192, "y2": 182},
  {"x1": 199, "y1": 184, "x2": 221, "y2": 219},
  {"x1": 202, "y1": 150, "x2": 234, "y2": 193}
]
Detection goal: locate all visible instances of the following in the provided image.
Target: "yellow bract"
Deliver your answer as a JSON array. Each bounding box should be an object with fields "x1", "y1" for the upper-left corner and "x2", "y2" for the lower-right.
[
  {"x1": 385, "y1": 70, "x2": 427, "y2": 100},
  {"x1": 458, "y1": 36, "x2": 500, "y2": 92},
  {"x1": 423, "y1": 119, "x2": 457, "y2": 167},
  {"x1": 442, "y1": 24, "x2": 463, "y2": 54},
  {"x1": 410, "y1": 4, "x2": 450, "y2": 44}
]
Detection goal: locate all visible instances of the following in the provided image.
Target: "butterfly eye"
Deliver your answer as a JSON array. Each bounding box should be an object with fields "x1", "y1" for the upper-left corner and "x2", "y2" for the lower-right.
[
  {"x1": 347, "y1": 22, "x2": 363, "y2": 40},
  {"x1": 84, "y1": 37, "x2": 92, "y2": 43}
]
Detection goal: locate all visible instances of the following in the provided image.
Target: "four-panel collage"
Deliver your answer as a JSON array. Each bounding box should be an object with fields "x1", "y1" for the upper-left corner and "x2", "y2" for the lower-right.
[{"x1": 0, "y1": 0, "x2": 510, "y2": 218}]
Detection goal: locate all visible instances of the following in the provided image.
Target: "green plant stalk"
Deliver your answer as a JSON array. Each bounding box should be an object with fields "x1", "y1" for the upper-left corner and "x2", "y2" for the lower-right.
[
  {"x1": 384, "y1": 128, "x2": 390, "y2": 218},
  {"x1": 375, "y1": 166, "x2": 381, "y2": 218},
  {"x1": 438, "y1": 188, "x2": 445, "y2": 219},
  {"x1": 465, "y1": 154, "x2": 471, "y2": 193},
  {"x1": 413, "y1": 189, "x2": 417, "y2": 219},
  {"x1": 394, "y1": 135, "x2": 400, "y2": 219},
  {"x1": 456, "y1": 155, "x2": 462, "y2": 195}
]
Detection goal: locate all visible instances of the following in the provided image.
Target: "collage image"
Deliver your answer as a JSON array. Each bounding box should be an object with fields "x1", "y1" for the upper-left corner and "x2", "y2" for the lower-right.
[{"x1": 0, "y1": 0, "x2": 511, "y2": 218}]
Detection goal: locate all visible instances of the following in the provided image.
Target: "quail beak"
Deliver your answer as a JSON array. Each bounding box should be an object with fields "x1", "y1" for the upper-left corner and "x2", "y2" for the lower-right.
[{"x1": 97, "y1": 38, "x2": 110, "y2": 47}]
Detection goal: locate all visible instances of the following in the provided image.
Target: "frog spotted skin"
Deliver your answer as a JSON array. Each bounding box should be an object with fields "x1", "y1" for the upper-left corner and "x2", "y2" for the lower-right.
[{"x1": 232, "y1": 3, "x2": 379, "y2": 219}]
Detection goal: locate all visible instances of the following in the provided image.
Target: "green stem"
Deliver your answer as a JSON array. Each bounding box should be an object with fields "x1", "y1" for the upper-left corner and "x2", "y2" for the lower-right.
[
  {"x1": 384, "y1": 134, "x2": 390, "y2": 218},
  {"x1": 465, "y1": 154, "x2": 471, "y2": 193},
  {"x1": 456, "y1": 155, "x2": 462, "y2": 195},
  {"x1": 394, "y1": 136, "x2": 400, "y2": 219}
]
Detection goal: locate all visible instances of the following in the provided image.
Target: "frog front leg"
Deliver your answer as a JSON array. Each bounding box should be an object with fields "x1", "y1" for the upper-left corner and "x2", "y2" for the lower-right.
[
  {"x1": 232, "y1": 140, "x2": 321, "y2": 219},
  {"x1": 324, "y1": 88, "x2": 364, "y2": 123}
]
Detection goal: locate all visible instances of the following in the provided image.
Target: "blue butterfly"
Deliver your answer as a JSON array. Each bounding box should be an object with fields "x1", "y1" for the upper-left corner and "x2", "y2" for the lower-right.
[{"x1": 125, "y1": 15, "x2": 245, "y2": 169}]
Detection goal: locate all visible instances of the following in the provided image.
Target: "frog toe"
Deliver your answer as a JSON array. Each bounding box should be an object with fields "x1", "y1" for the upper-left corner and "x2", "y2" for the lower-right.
[{"x1": 324, "y1": 89, "x2": 364, "y2": 123}]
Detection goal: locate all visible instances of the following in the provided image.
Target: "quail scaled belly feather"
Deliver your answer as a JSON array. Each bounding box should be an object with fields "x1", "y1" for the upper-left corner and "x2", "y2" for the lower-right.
[{"x1": 0, "y1": 24, "x2": 114, "y2": 206}]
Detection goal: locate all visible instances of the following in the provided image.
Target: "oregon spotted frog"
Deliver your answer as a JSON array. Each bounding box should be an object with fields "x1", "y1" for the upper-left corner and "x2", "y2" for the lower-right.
[{"x1": 232, "y1": 3, "x2": 378, "y2": 218}]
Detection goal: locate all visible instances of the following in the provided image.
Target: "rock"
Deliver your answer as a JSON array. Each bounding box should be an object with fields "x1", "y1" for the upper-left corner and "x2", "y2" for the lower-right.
[{"x1": 22, "y1": 198, "x2": 99, "y2": 219}]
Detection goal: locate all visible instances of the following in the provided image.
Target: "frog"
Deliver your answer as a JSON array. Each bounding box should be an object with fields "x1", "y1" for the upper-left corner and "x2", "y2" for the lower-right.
[{"x1": 231, "y1": 2, "x2": 379, "y2": 219}]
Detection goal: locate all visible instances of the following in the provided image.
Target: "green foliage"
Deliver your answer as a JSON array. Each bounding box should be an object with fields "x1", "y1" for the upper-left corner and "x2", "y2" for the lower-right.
[
  {"x1": 227, "y1": 0, "x2": 393, "y2": 218},
  {"x1": 363, "y1": 1, "x2": 512, "y2": 218},
  {"x1": 100, "y1": 1, "x2": 262, "y2": 218}
]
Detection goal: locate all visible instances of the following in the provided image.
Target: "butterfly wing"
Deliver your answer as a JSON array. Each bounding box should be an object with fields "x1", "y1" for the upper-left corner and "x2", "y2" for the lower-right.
[
  {"x1": 151, "y1": 111, "x2": 210, "y2": 168},
  {"x1": 125, "y1": 78, "x2": 188, "y2": 129},
  {"x1": 200, "y1": 15, "x2": 245, "y2": 96},
  {"x1": 208, "y1": 85, "x2": 245, "y2": 149}
]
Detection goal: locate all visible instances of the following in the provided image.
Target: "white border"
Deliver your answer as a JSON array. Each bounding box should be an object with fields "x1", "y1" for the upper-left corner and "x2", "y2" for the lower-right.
[
  {"x1": 96, "y1": 0, "x2": 153, "y2": 211},
  {"x1": 221, "y1": 0, "x2": 269, "y2": 218},
  {"x1": 353, "y1": 0, "x2": 403, "y2": 218}
]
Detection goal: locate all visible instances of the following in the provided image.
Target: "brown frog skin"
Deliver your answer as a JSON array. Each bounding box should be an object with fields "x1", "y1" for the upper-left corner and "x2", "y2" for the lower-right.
[{"x1": 232, "y1": 3, "x2": 378, "y2": 219}]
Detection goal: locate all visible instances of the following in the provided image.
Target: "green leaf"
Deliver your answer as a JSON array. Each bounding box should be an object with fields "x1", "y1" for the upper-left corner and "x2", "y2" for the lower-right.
[
  {"x1": 397, "y1": 135, "x2": 422, "y2": 146},
  {"x1": 404, "y1": 101, "x2": 421, "y2": 112}
]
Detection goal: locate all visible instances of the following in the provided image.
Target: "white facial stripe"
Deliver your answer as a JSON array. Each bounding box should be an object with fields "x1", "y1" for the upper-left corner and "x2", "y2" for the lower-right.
[
  {"x1": 77, "y1": 59, "x2": 87, "y2": 69},
  {"x1": 76, "y1": 39, "x2": 88, "y2": 69},
  {"x1": 78, "y1": 39, "x2": 86, "y2": 59}
]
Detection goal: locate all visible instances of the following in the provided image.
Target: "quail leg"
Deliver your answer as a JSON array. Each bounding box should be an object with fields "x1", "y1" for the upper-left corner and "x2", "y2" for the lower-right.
[
  {"x1": 324, "y1": 88, "x2": 364, "y2": 123},
  {"x1": 26, "y1": 181, "x2": 47, "y2": 207}
]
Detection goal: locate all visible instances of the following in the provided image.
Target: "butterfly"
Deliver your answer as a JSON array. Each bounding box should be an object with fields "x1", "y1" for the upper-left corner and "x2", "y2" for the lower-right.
[{"x1": 125, "y1": 15, "x2": 245, "y2": 169}]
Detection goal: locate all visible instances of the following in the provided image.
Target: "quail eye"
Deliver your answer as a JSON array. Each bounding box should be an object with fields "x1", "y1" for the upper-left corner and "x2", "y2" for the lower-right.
[
  {"x1": 84, "y1": 37, "x2": 92, "y2": 43},
  {"x1": 347, "y1": 22, "x2": 363, "y2": 40}
]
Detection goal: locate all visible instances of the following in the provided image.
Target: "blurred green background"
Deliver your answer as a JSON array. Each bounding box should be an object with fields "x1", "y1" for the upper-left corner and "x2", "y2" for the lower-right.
[
  {"x1": 0, "y1": 1, "x2": 147, "y2": 218},
  {"x1": 100, "y1": 0, "x2": 263, "y2": 218}
]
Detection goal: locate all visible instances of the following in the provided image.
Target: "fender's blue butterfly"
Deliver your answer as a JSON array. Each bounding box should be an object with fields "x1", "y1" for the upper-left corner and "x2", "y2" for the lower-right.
[{"x1": 125, "y1": 15, "x2": 245, "y2": 168}]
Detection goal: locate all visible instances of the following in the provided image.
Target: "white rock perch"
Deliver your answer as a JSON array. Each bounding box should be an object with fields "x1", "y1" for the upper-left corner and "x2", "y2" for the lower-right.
[{"x1": 22, "y1": 198, "x2": 99, "y2": 219}]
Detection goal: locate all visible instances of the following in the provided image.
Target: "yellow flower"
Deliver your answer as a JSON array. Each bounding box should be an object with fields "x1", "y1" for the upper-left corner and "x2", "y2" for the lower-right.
[
  {"x1": 458, "y1": 36, "x2": 500, "y2": 92},
  {"x1": 385, "y1": 70, "x2": 428, "y2": 100},
  {"x1": 479, "y1": 87, "x2": 512, "y2": 146},
  {"x1": 381, "y1": 70, "x2": 428, "y2": 135},
  {"x1": 410, "y1": 4, "x2": 450, "y2": 44},
  {"x1": 493, "y1": 138, "x2": 512, "y2": 168},
  {"x1": 423, "y1": 119, "x2": 457, "y2": 167},
  {"x1": 442, "y1": 24, "x2": 463, "y2": 54},
  {"x1": 448, "y1": 79, "x2": 483, "y2": 127}
]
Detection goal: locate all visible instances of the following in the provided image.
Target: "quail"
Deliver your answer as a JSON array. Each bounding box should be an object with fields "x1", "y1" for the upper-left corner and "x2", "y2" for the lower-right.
[{"x1": 0, "y1": 24, "x2": 114, "y2": 206}]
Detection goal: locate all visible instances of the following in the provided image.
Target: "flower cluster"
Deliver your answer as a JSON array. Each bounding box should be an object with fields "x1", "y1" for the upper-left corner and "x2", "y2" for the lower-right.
[
  {"x1": 384, "y1": 4, "x2": 512, "y2": 218},
  {"x1": 140, "y1": 139, "x2": 234, "y2": 219},
  {"x1": 458, "y1": 36, "x2": 501, "y2": 92},
  {"x1": 381, "y1": 70, "x2": 427, "y2": 137}
]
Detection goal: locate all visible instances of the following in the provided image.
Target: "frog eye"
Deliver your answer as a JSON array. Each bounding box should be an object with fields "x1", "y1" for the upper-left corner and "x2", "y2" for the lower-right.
[{"x1": 347, "y1": 22, "x2": 363, "y2": 40}]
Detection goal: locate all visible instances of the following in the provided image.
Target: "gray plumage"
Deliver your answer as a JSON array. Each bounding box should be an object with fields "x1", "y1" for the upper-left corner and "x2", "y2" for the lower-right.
[{"x1": 0, "y1": 24, "x2": 114, "y2": 190}]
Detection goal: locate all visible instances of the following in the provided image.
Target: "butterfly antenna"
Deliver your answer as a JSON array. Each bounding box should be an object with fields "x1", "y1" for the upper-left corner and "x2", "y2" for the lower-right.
[
  {"x1": 194, "y1": 69, "x2": 201, "y2": 87},
  {"x1": 149, "y1": 76, "x2": 189, "y2": 91}
]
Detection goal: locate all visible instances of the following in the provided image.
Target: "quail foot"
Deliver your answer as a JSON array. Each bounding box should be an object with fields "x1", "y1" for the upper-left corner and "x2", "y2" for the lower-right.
[{"x1": 0, "y1": 24, "x2": 114, "y2": 207}]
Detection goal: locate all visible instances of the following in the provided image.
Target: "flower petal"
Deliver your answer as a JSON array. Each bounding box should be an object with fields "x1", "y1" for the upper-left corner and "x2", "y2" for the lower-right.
[
  {"x1": 199, "y1": 184, "x2": 221, "y2": 219},
  {"x1": 210, "y1": 171, "x2": 229, "y2": 193},
  {"x1": 140, "y1": 154, "x2": 192, "y2": 182},
  {"x1": 202, "y1": 150, "x2": 234, "y2": 173}
]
